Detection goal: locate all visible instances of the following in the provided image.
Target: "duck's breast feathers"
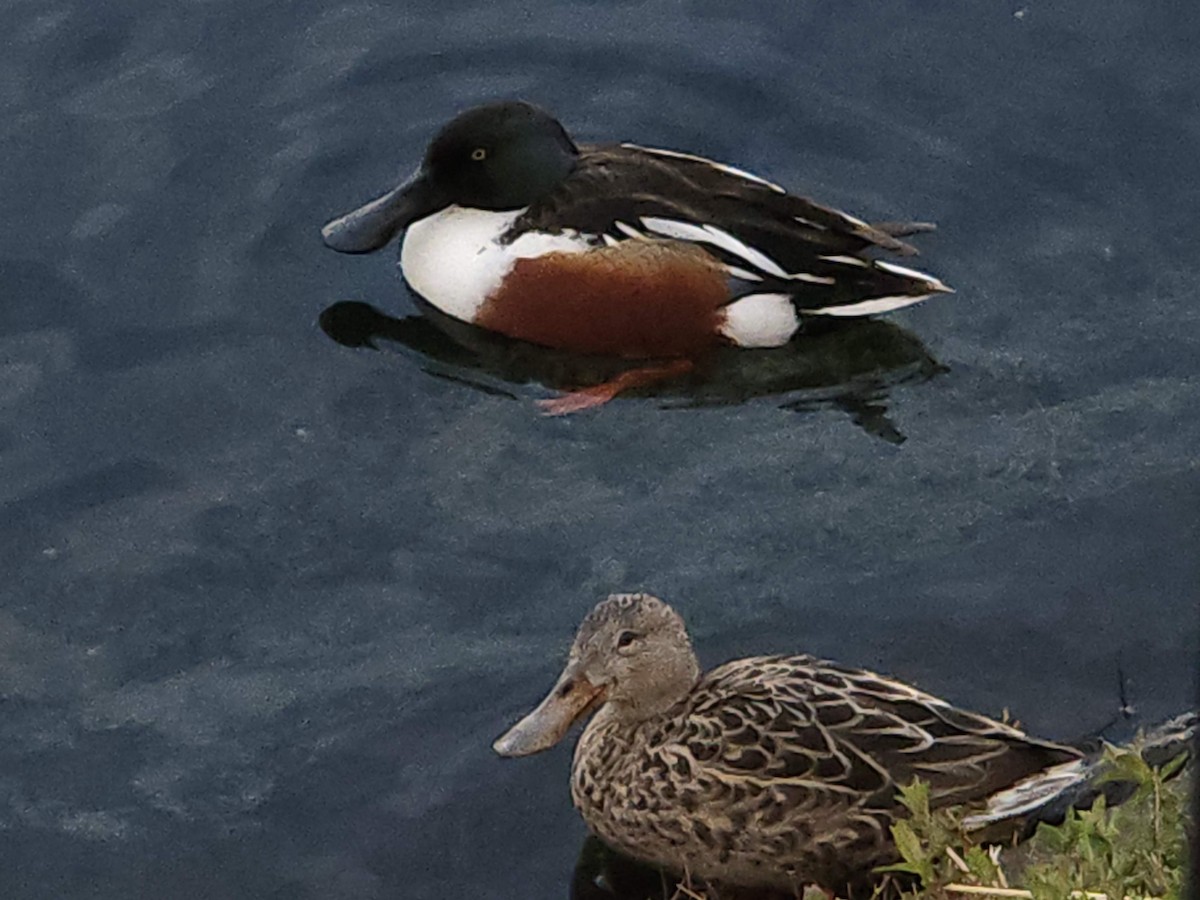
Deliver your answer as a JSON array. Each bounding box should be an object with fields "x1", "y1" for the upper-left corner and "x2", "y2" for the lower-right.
[{"x1": 668, "y1": 656, "x2": 1081, "y2": 811}]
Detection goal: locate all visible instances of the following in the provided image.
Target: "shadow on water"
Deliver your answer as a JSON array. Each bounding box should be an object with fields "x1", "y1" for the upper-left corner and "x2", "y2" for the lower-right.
[
  {"x1": 572, "y1": 836, "x2": 792, "y2": 900},
  {"x1": 318, "y1": 299, "x2": 946, "y2": 443}
]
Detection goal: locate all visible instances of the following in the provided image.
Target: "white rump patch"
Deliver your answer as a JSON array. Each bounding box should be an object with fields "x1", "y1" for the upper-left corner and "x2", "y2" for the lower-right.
[
  {"x1": 719, "y1": 293, "x2": 799, "y2": 347},
  {"x1": 623, "y1": 144, "x2": 787, "y2": 193}
]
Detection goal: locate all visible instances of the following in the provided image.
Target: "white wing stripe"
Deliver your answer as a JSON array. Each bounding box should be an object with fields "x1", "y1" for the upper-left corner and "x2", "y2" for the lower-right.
[
  {"x1": 819, "y1": 254, "x2": 869, "y2": 268},
  {"x1": 876, "y1": 259, "x2": 942, "y2": 284},
  {"x1": 614, "y1": 220, "x2": 643, "y2": 239},
  {"x1": 622, "y1": 144, "x2": 787, "y2": 193},
  {"x1": 806, "y1": 294, "x2": 933, "y2": 317},
  {"x1": 702, "y1": 224, "x2": 789, "y2": 278},
  {"x1": 725, "y1": 265, "x2": 764, "y2": 282},
  {"x1": 640, "y1": 216, "x2": 789, "y2": 278},
  {"x1": 637, "y1": 216, "x2": 708, "y2": 243}
]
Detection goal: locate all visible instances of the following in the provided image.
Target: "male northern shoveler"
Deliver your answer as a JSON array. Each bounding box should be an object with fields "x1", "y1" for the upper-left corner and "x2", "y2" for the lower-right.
[
  {"x1": 493, "y1": 593, "x2": 1196, "y2": 896},
  {"x1": 322, "y1": 101, "x2": 951, "y2": 413}
]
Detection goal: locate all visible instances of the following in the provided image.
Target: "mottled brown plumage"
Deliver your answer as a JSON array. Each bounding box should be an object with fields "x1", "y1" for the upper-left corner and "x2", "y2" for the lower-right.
[{"x1": 494, "y1": 594, "x2": 1085, "y2": 895}]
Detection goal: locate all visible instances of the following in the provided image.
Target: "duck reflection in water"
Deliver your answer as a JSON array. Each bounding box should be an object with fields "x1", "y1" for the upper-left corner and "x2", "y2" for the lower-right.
[{"x1": 318, "y1": 298, "x2": 945, "y2": 444}]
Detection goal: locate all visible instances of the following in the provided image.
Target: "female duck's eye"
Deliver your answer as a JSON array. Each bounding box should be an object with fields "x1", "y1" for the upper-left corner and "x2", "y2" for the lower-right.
[
  {"x1": 616, "y1": 631, "x2": 637, "y2": 649},
  {"x1": 470, "y1": 147, "x2": 487, "y2": 161}
]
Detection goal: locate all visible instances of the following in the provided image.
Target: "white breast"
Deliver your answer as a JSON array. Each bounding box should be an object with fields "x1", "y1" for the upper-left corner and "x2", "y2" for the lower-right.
[{"x1": 399, "y1": 206, "x2": 593, "y2": 323}]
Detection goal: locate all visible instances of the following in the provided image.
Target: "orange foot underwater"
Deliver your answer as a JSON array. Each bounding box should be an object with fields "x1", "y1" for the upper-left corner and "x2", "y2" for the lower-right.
[{"x1": 536, "y1": 359, "x2": 695, "y2": 416}]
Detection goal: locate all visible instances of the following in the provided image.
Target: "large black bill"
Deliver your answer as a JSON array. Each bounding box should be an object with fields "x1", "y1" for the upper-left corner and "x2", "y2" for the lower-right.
[{"x1": 321, "y1": 171, "x2": 446, "y2": 254}]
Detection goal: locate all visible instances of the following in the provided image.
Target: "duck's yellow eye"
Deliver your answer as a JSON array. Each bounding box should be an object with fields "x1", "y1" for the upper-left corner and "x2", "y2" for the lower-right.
[{"x1": 471, "y1": 147, "x2": 487, "y2": 161}]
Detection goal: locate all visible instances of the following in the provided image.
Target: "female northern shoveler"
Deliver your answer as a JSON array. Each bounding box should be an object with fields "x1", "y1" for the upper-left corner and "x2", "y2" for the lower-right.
[
  {"x1": 323, "y1": 101, "x2": 951, "y2": 412},
  {"x1": 493, "y1": 594, "x2": 1195, "y2": 896}
]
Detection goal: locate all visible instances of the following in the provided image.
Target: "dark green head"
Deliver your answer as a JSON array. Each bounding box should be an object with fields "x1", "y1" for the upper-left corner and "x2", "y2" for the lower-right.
[
  {"x1": 322, "y1": 101, "x2": 579, "y2": 253},
  {"x1": 422, "y1": 100, "x2": 578, "y2": 210}
]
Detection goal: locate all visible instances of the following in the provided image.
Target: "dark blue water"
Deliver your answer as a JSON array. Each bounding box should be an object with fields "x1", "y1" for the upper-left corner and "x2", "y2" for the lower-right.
[{"x1": 1, "y1": 2, "x2": 1197, "y2": 897}]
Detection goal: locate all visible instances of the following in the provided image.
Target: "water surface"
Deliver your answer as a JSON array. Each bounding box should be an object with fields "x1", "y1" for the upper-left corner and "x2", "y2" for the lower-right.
[{"x1": 1, "y1": 2, "x2": 1197, "y2": 897}]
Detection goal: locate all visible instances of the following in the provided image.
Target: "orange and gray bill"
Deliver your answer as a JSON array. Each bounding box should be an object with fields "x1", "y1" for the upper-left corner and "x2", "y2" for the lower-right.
[{"x1": 493, "y1": 665, "x2": 606, "y2": 757}]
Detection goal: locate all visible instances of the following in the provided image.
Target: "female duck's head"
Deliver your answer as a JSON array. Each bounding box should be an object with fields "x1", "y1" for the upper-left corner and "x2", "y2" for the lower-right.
[
  {"x1": 493, "y1": 593, "x2": 701, "y2": 758},
  {"x1": 322, "y1": 100, "x2": 578, "y2": 254}
]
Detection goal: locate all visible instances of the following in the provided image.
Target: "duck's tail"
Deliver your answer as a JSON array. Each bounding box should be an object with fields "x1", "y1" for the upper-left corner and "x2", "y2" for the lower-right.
[
  {"x1": 963, "y1": 711, "x2": 1197, "y2": 839},
  {"x1": 792, "y1": 257, "x2": 954, "y2": 318},
  {"x1": 791, "y1": 219, "x2": 949, "y2": 318},
  {"x1": 872, "y1": 220, "x2": 939, "y2": 240}
]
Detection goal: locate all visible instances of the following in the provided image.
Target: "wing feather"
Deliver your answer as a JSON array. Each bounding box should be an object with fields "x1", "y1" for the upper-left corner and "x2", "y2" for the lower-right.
[
  {"x1": 507, "y1": 145, "x2": 947, "y2": 314},
  {"x1": 658, "y1": 655, "x2": 1081, "y2": 817}
]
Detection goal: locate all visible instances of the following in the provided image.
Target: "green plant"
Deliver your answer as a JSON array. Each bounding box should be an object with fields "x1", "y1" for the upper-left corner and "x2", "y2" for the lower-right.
[
  {"x1": 879, "y1": 747, "x2": 1192, "y2": 900},
  {"x1": 1018, "y1": 750, "x2": 1191, "y2": 900}
]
